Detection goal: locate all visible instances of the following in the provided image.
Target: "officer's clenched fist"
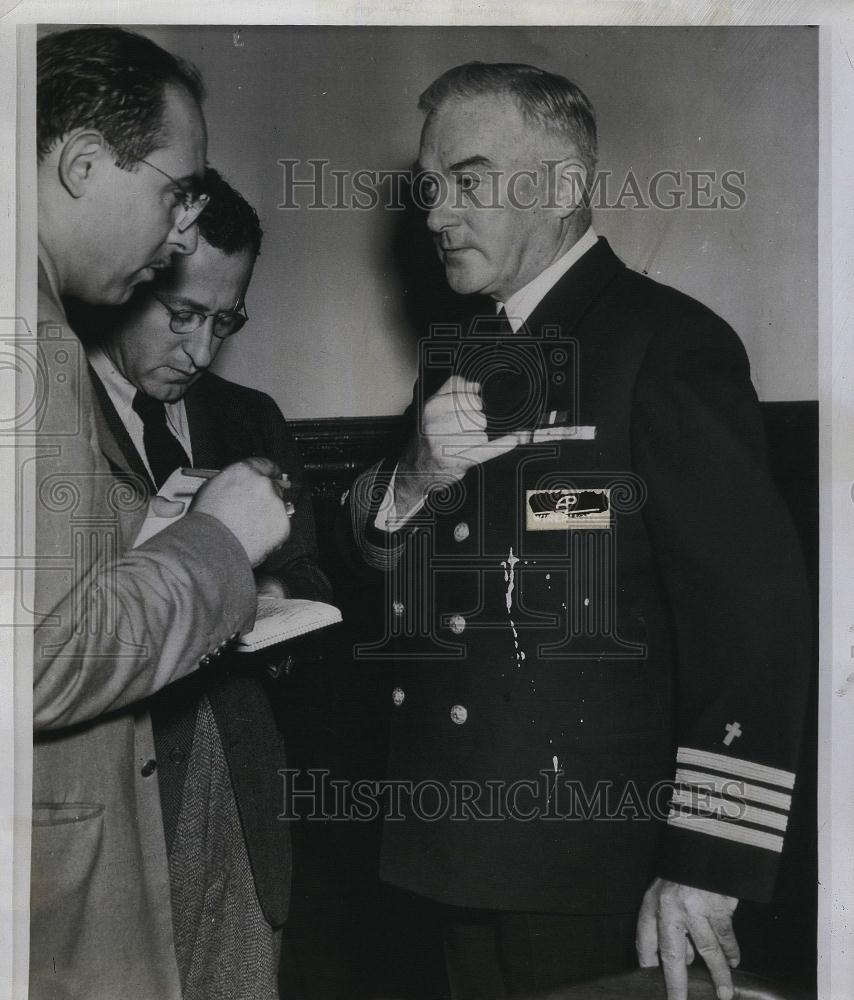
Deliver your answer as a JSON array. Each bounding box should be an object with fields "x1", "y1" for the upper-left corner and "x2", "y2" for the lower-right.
[{"x1": 394, "y1": 375, "x2": 528, "y2": 515}]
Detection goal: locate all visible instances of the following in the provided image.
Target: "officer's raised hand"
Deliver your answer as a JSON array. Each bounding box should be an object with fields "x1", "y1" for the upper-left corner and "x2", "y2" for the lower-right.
[
  {"x1": 636, "y1": 878, "x2": 740, "y2": 1000},
  {"x1": 394, "y1": 374, "x2": 529, "y2": 515}
]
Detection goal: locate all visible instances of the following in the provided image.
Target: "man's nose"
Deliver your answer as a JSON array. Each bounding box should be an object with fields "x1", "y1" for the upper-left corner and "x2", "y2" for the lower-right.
[
  {"x1": 167, "y1": 218, "x2": 199, "y2": 257},
  {"x1": 184, "y1": 321, "x2": 214, "y2": 370},
  {"x1": 425, "y1": 193, "x2": 458, "y2": 235}
]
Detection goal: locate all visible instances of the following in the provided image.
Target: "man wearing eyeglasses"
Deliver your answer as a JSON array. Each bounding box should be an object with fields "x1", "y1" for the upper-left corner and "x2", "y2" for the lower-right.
[
  {"x1": 33, "y1": 28, "x2": 293, "y2": 1000},
  {"x1": 72, "y1": 165, "x2": 330, "y2": 1000},
  {"x1": 87, "y1": 168, "x2": 253, "y2": 408}
]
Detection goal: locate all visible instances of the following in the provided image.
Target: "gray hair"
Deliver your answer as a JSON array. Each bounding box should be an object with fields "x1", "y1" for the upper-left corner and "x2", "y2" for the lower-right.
[{"x1": 418, "y1": 61, "x2": 598, "y2": 183}]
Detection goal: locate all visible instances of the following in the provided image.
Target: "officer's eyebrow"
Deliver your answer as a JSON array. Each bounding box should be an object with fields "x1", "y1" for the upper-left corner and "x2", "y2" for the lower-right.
[
  {"x1": 411, "y1": 156, "x2": 493, "y2": 175},
  {"x1": 448, "y1": 156, "x2": 492, "y2": 173}
]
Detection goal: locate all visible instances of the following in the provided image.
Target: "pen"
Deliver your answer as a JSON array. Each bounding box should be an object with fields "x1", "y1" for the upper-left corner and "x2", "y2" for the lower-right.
[
  {"x1": 180, "y1": 467, "x2": 219, "y2": 479},
  {"x1": 181, "y1": 467, "x2": 291, "y2": 484}
]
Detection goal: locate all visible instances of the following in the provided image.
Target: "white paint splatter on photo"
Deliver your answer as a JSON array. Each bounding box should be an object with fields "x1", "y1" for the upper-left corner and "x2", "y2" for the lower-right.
[{"x1": 501, "y1": 547, "x2": 525, "y2": 668}]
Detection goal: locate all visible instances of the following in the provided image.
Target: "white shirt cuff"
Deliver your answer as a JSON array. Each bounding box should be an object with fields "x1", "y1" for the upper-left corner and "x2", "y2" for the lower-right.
[{"x1": 374, "y1": 464, "x2": 428, "y2": 532}]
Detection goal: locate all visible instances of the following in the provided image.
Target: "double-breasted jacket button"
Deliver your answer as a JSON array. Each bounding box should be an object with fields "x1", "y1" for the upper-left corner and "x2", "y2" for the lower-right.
[
  {"x1": 199, "y1": 654, "x2": 213, "y2": 668},
  {"x1": 140, "y1": 759, "x2": 157, "y2": 777},
  {"x1": 392, "y1": 687, "x2": 405, "y2": 706},
  {"x1": 448, "y1": 613, "x2": 466, "y2": 635},
  {"x1": 229, "y1": 631, "x2": 240, "y2": 643},
  {"x1": 392, "y1": 600, "x2": 405, "y2": 617},
  {"x1": 453, "y1": 521, "x2": 470, "y2": 543},
  {"x1": 450, "y1": 704, "x2": 468, "y2": 725},
  {"x1": 169, "y1": 747, "x2": 186, "y2": 765}
]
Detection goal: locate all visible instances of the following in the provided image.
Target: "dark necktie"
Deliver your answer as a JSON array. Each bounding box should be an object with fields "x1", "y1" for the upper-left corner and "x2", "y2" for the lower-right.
[
  {"x1": 132, "y1": 390, "x2": 191, "y2": 489},
  {"x1": 495, "y1": 306, "x2": 514, "y2": 337},
  {"x1": 478, "y1": 307, "x2": 544, "y2": 437}
]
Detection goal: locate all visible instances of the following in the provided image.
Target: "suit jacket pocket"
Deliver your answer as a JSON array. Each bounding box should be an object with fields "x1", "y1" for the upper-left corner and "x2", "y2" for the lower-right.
[{"x1": 30, "y1": 802, "x2": 105, "y2": 990}]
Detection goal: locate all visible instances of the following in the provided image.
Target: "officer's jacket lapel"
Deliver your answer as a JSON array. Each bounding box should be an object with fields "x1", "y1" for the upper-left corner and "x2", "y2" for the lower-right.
[{"x1": 522, "y1": 237, "x2": 625, "y2": 341}]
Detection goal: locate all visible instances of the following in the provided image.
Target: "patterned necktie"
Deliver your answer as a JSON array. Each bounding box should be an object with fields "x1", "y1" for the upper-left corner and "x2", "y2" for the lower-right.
[{"x1": 132, "y1": 390, "x2": 191, "y2": 489}]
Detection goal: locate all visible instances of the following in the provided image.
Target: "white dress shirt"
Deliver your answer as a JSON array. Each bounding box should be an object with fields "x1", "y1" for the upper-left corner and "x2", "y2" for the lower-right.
[
  {"x1": 377, "y1": 227, "x2": 598, "y2": 530},
  {"x1": 499, "y1": 226, "x2": 598, "y2": 331},
  {"x1": 88, "y1": 347, "x2": 193, "y2": 484}
]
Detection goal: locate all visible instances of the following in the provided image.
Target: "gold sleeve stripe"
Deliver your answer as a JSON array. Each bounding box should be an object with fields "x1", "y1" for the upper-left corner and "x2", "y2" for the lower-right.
[
  {"x1": 675, "y1": 768, "x2": 792, "y2": 812},
  {"x1": 676, "y1": 747, "x2": 795, "y2": 790},
  {"x1": 670, "y1": 789, "x2": 790, "y2": 832},
  {"x1": 667, "y1": 811, "x2": 784, "y2": 853}
]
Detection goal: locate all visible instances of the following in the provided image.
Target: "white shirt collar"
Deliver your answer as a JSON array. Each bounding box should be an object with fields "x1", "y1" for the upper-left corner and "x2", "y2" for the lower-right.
[
  {"x1": 88, "y1": 346, "x2": 138, "y2": 413},
  {"x1": 87, "y1": 346, "x2": 192, "y2": 478},
  {"x1": 498, "y1": 227, "x2": 598, "y2": 332}
]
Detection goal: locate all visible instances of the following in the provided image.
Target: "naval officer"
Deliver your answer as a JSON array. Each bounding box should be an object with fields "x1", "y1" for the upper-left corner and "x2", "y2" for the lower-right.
[{"x1": 346, "y1": 61, "x2": 811, "y2": 1000}]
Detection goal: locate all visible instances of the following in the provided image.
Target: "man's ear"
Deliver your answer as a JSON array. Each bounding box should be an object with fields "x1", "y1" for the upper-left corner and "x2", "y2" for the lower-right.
[
  {"x1": 552, "y1": 157, "x2": 588, "y2": 218},
  {"x1": 57, "y1": 130, "x2": 108, "y2": 199}
]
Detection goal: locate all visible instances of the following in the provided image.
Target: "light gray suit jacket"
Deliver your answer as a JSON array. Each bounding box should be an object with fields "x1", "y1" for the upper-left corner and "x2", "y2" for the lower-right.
[{"x1": 30, "y1": 257, "x2": 258, "y2": 1000}]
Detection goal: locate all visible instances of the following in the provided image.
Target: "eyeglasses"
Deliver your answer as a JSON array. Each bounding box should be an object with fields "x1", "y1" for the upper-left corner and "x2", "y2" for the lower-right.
[
  {"x1": 151, "y1": 293, "x2": 249, "y2": 339},
  {"x1": 138, "y1": 159, "x2": 210, "y2": 232}
]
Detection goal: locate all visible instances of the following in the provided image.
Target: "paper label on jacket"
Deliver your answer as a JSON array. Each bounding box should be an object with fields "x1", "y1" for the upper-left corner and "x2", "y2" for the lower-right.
[{"x1": 525, "y1": 488, "x2": 611, "y2": 530}]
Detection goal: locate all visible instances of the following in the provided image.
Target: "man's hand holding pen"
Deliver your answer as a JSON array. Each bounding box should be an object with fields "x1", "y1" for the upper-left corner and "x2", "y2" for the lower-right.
[
  {"x1": 190, "y1": 458, "x2": 294, "y2": 567},
  {"x1": 184, "y1": 465, "x2": 297, "y2": 516}
]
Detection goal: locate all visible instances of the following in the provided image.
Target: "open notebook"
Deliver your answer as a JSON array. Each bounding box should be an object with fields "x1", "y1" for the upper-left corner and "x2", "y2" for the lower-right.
[
  {"x1": 133, "y1": 467, "x2": 342, "y2": 652},
  {"x1": 238, "y1": 594, "x2": 341, "y2": 652}
]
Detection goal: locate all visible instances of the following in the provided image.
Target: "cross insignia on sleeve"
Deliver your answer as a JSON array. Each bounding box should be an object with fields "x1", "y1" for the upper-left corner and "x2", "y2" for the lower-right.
[{"x1": 723, "y1": 721, "x2": 742, "y2": 746}]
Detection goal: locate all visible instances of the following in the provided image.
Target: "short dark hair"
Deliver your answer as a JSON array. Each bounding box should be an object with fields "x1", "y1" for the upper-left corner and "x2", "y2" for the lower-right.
[
  {"x1": 419, "y1": 61, "x2": 598, "y2": 181},
  {"x1": 197, "y1": 167, "x2": 263, "y2": 258},
  {"x1": 37, "y1": 26, "x2": 205, "y2": 168}
]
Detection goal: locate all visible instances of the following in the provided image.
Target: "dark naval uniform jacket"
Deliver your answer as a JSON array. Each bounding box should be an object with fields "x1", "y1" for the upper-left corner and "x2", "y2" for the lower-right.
[
  {"x1": 347, "y1": 237, "x2": 811, "y2": 914},
  {"x1": 89, "y1": 367, "x2": 331, "y2": 928}
]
